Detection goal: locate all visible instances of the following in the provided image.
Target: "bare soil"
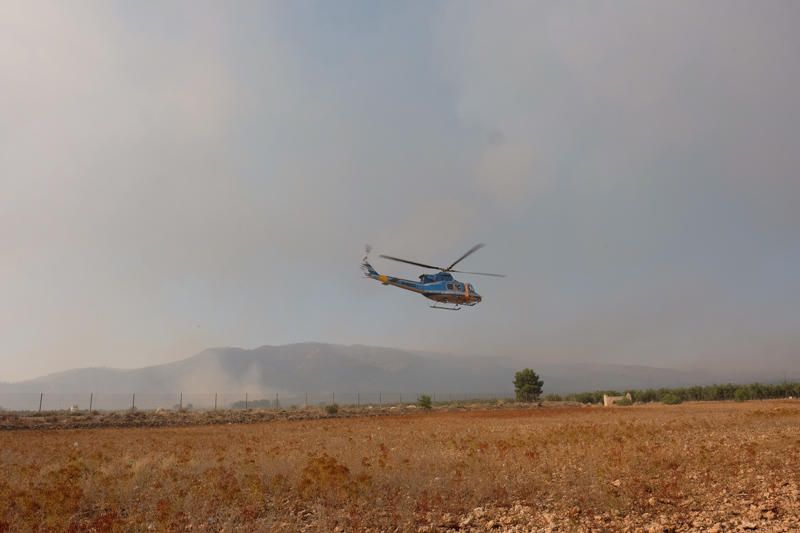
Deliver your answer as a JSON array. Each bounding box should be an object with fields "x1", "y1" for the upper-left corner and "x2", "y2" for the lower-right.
[{"x1": 1, "y1": 400, "x2": 799, "y2": 532}]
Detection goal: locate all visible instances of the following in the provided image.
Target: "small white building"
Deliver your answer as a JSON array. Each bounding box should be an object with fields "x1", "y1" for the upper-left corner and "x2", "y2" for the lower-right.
[{"x1": 603, "y1": 393, "x2": 632, "y2": 407}]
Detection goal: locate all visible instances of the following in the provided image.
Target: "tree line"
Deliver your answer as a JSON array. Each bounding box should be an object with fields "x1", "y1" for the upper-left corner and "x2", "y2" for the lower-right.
[{"x1": 542, "y1": 381, "x2": 800, "y2": 404}]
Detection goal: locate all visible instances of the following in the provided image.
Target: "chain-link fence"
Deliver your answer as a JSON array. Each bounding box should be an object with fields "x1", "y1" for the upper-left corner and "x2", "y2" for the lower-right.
[{"x1": 0, "y1": 391, "x2": 515, "y2": 412}]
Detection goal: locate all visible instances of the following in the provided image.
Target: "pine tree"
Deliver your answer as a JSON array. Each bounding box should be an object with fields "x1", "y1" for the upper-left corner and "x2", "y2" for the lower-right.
[{"x1": 513, "y1": 368, "x2": 544, "y2": 402}]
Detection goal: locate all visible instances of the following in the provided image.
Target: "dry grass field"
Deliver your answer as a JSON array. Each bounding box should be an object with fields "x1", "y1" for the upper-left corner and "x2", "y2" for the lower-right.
[{"x1": 2, "y1": 401, "x2": 799, "y2": 532}]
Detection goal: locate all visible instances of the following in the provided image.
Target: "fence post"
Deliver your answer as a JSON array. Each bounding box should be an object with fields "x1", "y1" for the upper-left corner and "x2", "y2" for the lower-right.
[
  {"x1": 214, "y1": 393, "x2": 217, "y2": 411},
  {"x1": 89, "y1": 393, "x2": 93, "y2": 412},
  {"x1": 332, "y1": 392, "x2": 335, "y2": 405},
  {"x1": 275, "y1": 392, "x2": 279, "y2": 409},
  {"x1": 179, "y1": 392, "x2": 182, "y2": 410},
  {"x1": 379, "y1": 392, "x2": 382, "y2": 405},
  {"x1": 39, "y1": 392, "x2": 43, "y2": 413},
  {"x1": 245, "y1": 392, "x2": 248, "y2": 410},
  {"x1": 132, "y1": 393, "x2": 135, "y2": 411}
]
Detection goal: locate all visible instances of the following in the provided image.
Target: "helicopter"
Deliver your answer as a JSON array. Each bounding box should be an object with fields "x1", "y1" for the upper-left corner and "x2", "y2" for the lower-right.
[{"x1": 361, "y1": 244, "x2": 505, "y2": 310}]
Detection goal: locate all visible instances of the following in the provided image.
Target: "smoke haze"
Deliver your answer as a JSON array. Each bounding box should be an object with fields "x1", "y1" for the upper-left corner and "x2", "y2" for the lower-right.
[{"x1": 1, "y1": 2, "x2": 798, "y2": 382}]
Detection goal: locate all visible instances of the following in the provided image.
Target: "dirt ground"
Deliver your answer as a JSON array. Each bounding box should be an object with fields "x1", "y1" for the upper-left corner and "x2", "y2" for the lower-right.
[{"x1": 1, "y1": 400, "x2": 799, "y2": 532}]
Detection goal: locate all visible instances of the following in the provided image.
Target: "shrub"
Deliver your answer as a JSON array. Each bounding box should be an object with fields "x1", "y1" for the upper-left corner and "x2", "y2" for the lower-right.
[
  {"x1": 543, "y1": 394, "x2": 563, "y2": 402},
  {"x1": 325, "y1": 403, "x2": 339, "y2": 415},
  {"x1": 569, "y1": 392, "x2": 601, "y2": 404},
  {"x1": 614, "y1": 397, "x2": 633, "y2": 406},
  {"x1": 231, "y1": 399, "x2": 272, "y2": 409},
  {"x1": 734, "y1": 388, "x2": 751, "y2": 402},
  {"x1": 417, "y1": 395, "x2": 432, "y2": 410},
  {"x1": 661, "y1": 393, "x2": 682, "y2": 405}
]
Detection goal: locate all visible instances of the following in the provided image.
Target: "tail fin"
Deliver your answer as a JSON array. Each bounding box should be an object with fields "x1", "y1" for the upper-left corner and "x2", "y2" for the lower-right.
[
  {"x1": 361, "y1": 258, "x2": 379, "y2": 278},
  {"x1": 361, "y1": 244, "x2": 379, "y2": 278}
]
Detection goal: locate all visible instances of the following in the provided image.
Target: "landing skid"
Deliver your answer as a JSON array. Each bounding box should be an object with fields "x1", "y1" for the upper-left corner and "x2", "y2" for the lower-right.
[{"x1": 430, "y1": 304, "x2": 461, "y2": 311}]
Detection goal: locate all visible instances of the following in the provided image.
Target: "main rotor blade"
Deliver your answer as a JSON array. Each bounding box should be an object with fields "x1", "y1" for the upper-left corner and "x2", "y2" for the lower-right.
[
  {"x1": 450, "y1": 270, "x2": 506, "y2": 278},
  {"x1": 446, "y1": 243, "x2": 485, "y2": 271},
  {"x1": 379, "y1": 254, "x2": 445, "y2": 271}
]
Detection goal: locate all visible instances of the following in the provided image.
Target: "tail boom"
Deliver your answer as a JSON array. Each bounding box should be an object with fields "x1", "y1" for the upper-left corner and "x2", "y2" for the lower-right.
[{"x1": 361, "y1": 260, "x2": 424, "y2": 292}]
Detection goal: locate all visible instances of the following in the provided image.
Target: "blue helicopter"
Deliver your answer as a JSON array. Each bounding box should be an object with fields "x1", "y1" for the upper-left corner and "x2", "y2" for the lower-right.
[{"x1": 361, "y1": 244, "x2": 505, "y2": 310}]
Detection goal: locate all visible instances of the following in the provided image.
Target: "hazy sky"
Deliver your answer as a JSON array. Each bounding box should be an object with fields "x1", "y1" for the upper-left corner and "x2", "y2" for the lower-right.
[{"x1": 2, "y1": 1, "x2": 799, "y2": 382}]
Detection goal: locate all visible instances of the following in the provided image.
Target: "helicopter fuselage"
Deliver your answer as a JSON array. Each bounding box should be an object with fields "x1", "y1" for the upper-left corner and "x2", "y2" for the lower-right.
[{"x1": 361, "y1": 260, "x2": 482, "y2": 306}]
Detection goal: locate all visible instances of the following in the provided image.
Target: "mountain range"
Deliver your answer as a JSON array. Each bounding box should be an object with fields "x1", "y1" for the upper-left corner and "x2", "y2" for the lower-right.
[{"x1": 0, "y1": 342, "x2": 727, "y2": 396}]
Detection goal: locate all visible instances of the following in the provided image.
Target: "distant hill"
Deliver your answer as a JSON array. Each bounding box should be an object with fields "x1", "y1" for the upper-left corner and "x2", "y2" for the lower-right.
[{"x1": 0, "y1": 342, "x2": 713, "y2": 396}]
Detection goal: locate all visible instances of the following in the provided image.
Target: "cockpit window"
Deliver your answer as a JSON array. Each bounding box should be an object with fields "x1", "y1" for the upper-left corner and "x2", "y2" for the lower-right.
[
  {"x1": 446, "y1": 283, "x2": 454, "y2": 290},
  {"x1": 455, "y1": 283, "x2": 464, "y2": 291},
  {"x1": 468, "y1": 284, "x2": 474, "y2": 292}
]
